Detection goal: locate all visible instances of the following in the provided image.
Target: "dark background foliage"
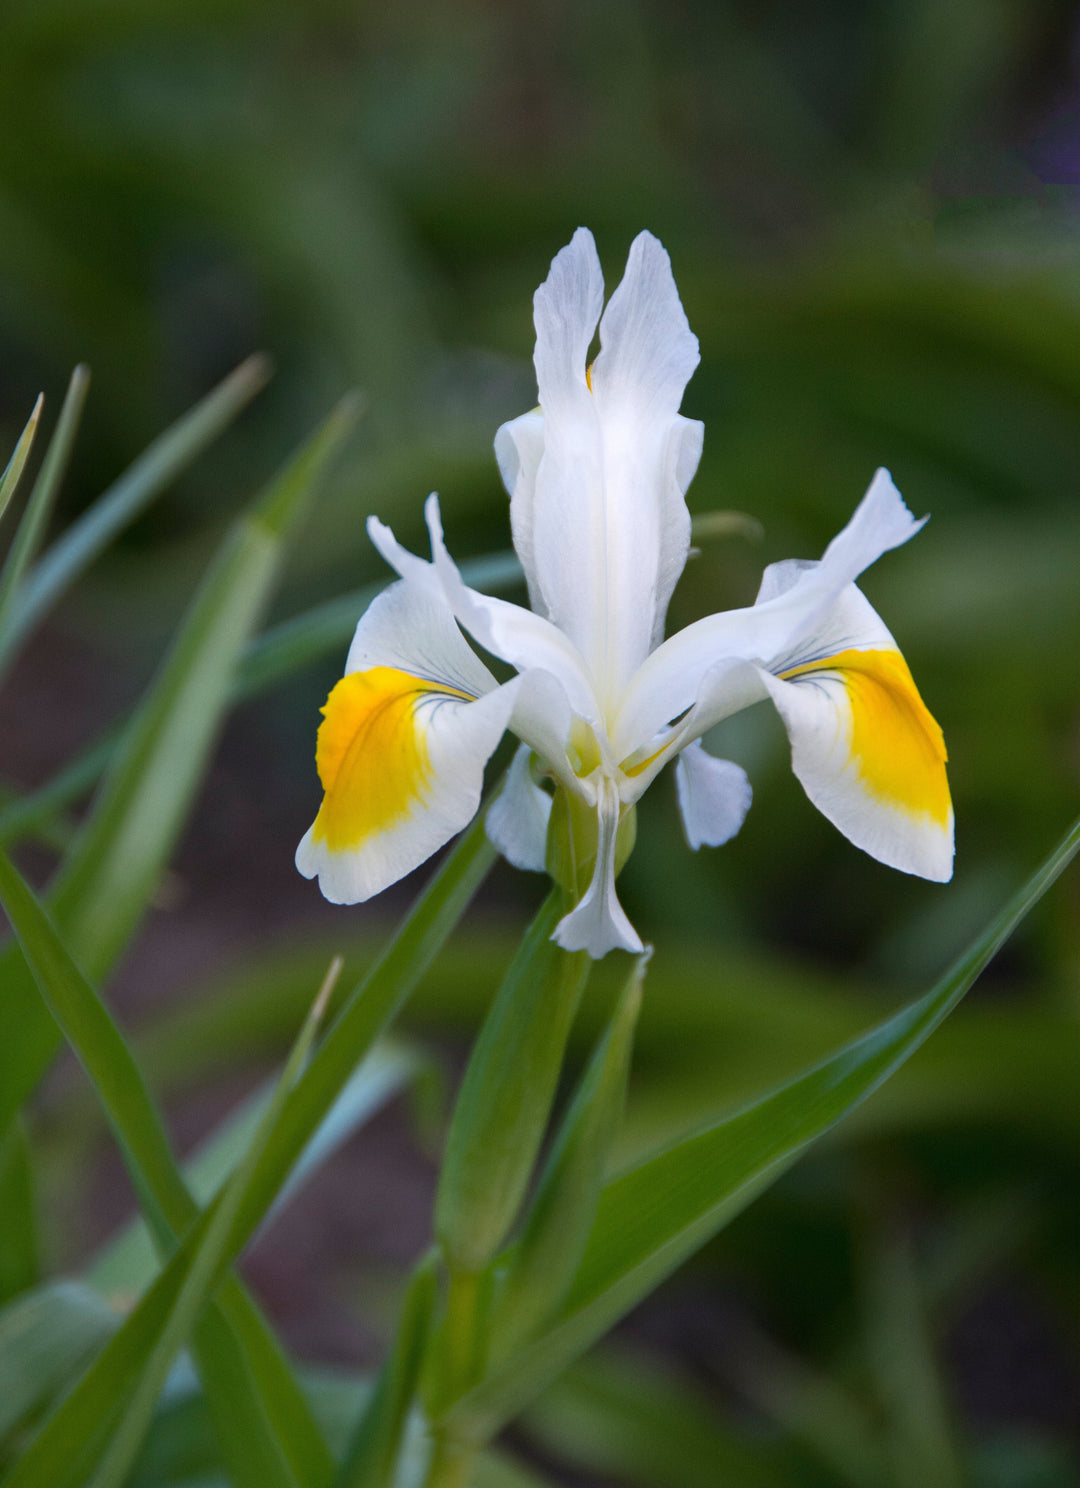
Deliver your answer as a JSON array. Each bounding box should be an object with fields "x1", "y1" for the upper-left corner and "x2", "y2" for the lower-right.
[{"x1": 1, "y1": 2, "x2": 1077, "y2": 1484}]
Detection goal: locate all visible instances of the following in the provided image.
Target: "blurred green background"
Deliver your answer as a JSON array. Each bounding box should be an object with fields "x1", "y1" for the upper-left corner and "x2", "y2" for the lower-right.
[{"x1": 1, "y1": 1, "x2": 1078, "y2": 1484}]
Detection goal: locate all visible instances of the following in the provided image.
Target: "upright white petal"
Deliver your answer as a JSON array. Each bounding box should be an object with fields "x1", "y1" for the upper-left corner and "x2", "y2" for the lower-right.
[
  {"x1": 486, "y1": 743, "x2": 552, "y2": 872},
  {"x1": 591, "y1": 231, "x2": 701, "y2": 652},
  {"x1": 675, "y1": 742, "x2": 753, "y2": 850},
  {"x1": 494, "y1": 409, "x2": 547, "y2": 616},
  {"x1": 613, "y1": 468, "x2": 923, "y2": 756},
  {"x1": 533, "y1": 227, "x2": 605, "y2": 422},
  {"x1": 553, "y1": 778, "x2": 643, "y2": 957},
  {"x1": 515, "y1": 230, "x2": 702, "y2": 709}
]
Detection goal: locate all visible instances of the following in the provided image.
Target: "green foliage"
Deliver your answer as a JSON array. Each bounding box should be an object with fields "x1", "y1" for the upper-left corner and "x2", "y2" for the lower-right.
[
  {"x1": 0, "y1": 7, "x2": 1078, "y2": 1484},
  {"x1": 435, "y1": 820, "x2": 1080, "y2": 1448}
]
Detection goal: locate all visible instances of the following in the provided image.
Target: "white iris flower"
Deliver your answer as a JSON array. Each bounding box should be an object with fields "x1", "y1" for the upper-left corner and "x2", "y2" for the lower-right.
[{"x1": 297, "y1": 229, "x2": 953, "y2": 957}]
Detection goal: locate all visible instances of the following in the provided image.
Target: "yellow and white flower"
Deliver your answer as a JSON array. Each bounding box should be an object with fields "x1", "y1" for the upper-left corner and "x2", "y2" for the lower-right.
[{"x1": 297, "y1": 229, "x2": 953, "y2": 956}]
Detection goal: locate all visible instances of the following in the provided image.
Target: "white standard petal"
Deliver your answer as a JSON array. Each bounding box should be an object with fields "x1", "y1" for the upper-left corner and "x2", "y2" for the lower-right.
[
  {"x1": 588, "y1": 230, "x2": 702, "y2": 660},
  {"x1": 496, "y1": 229, "x2": 602, "y2": 625},
  {"x1": 533, "y1": 226, "x2": 605, "y2": 421},
  {"x1": 494, "y1": 408, "x2": 547, "y2": 616},
  {"x1": 613, "y1": 468, "x2": 925, "y2": 757},
  {"x1": 524, "y1": 231, "x2": 703, "y2": 707},
  {"x1": 296, "y1": 578, "x2": 517, "y2": 904},
  {"x1": 675, "y1": 741, "x2": 753, "y2": 850},
  {"x1": 486, "y1": 743, "x2": 552, "y2": 873},
  {"x1": 553, "y1": 778, "x2": 643, "y2": 958}
]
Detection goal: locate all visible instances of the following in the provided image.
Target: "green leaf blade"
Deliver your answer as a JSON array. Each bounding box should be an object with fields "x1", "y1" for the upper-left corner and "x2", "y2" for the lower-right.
[
  {"x1": 81, "y1": 961, "x2": 340, "y2": 1488},
  {"x1": 0, "y1": 395, "x2": 43, "y2": 531},
  {"x1": 225, "y1": 808, "x2": 497, "y2": 1262},
  {"x1": 0, "y1": 1282, "x2": 119, "y2": 1447},
  {"x1": 0, "y1": 369, "x2": 90, "y2": 664},
  {"x1": 335, "y1": 1253, "x2": 437, "y2": 1488}
]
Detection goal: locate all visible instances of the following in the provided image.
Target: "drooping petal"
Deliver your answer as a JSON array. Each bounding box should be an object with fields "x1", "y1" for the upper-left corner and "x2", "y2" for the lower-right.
[
  {"x1": 509, "y1": 230, "x2": 703, "y2": 709},
  {"x1": 295, "y1": 672, "x2": 518, "y2": 903},
  {"x1": 553, "y1": 778, "x2": 643, "y2": 957},
  {"x1": 757, "y1": 584, "x2": 953, "y2": 881},
  {"x1": 345, "y1": 579, "x2": 499, "y2": 698},
  {"x1": 613, "y1": 468, "x2": 924, "y2": 757},
  {"x1": 296, "y1": 580, "x2": 517, "y2": 903},
  {"x1": 675, "y1": 742, "x2": 753, "y2": 850},
  {"x1": 486, "y1": 743, "x2": 552, "y2": 872}
]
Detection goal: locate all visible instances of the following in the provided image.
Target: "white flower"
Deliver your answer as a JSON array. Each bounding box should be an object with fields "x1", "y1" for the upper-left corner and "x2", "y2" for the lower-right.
[{"x1": 297, "y1": 229, "x2": 953, "y2": 957}]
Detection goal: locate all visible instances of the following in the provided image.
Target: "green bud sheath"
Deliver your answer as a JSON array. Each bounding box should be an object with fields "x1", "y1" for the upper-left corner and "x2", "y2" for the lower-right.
[{"x1": 434, "y1": 892, "x2": 590, "y2": 1277}]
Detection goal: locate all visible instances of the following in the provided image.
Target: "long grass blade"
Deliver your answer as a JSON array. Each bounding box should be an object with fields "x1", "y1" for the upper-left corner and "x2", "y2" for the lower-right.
[
  {"x1": 0, "y1": 396, "x2": 43, "y2": 530},
  {"x1": 0, "y1": 399, "x2": 359, "y2": 1482},
  {"x1": 335, "y1": 1254, "x2": 437, "y2": 1488},
  {"x1": 0, "y1": 369, "x2": 90, "y2": 663},
  {"x1": 83, "y1": 961, "x2": 341, "y2": 1488},
  {"x1": 0, "y1": 355, "x2": 269, "y2": 666},
  {"x1": 0, "y1": 1282, "x2": 118, "y2": 1445}
]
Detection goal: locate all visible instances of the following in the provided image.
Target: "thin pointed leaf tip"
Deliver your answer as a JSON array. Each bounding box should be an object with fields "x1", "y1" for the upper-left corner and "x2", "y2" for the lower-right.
[{"x1": 297, "y1": 230, "x2": 953, "y2": 956}]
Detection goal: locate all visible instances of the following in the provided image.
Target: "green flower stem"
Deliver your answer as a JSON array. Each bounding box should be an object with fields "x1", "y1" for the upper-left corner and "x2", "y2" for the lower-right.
[
  {"x1": 421, "y1": 1434, "x2": 479, "y2": 1488},
  {"x1": 441, "y1": 1266, "x2": 484, "y2": 1398},
  {"x1": 420, "y1": 1266, "x2": 490, "y2": 1485},
  {"x1": 417, "y1": 881, "x2": 593, "y2": 1482}
]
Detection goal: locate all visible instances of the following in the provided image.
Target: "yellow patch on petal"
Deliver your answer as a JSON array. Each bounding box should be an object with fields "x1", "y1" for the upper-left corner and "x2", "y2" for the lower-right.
[
  {"x1": 780, "y1": 648, "x2": 950, "y2": 825},
  {"x1": 311, "y1": 667, "x2": 471, "y2": 852}
]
